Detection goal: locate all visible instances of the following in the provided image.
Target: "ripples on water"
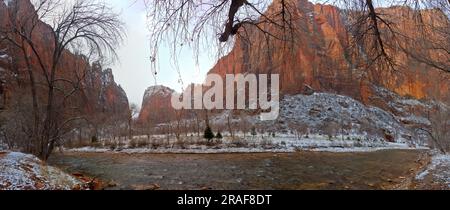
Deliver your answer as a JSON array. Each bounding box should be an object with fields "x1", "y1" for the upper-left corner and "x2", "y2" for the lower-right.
[{"x1": 49, "y1": 150, "x2": 425, "y2": 190}]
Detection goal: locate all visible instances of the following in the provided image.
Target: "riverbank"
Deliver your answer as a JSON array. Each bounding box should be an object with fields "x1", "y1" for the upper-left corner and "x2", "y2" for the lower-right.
[
  {"x1": 0, "y1": 151, "x2": 81, "y2": 190},
  {"x1": 65, "y1": 137, "x2": 427, "y2": 155},
  {"x1": 413, "y1": 153, "x2": 450, "y2": 189}
]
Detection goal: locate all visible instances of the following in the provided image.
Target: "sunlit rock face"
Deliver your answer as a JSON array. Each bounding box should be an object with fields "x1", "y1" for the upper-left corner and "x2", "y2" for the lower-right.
[
  {"x1": 0, "y1": 0, "x2": 129, "y2": 116},
  {"x1": 208, "y1": 0, "x2": 449, "y2": 105}
]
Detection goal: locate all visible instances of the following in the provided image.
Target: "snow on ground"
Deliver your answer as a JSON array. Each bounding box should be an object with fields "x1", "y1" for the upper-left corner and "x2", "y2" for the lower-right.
[
  {"x1": 67, "y1": 134, "x2": 426, "y2": 154},
  {"x1": 416, "y1": 153, "x2": 450, "y2": 187},
  {"x1": 68, "y1": 146, "x2": 296, "y2": 154},
  {"x1": 0, "y1": 151, "x2": 81, "y2": 190},
  {"x1": 309, "y1": 144, "x2": 428, "y2": 153}
]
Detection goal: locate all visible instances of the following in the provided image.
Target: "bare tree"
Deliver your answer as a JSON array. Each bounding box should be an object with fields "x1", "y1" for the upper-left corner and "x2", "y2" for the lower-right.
[
  {"x1": 143, "y1": 0, "x2": 298, "y2": 77},
  {"x1": 420, "y1": 105, "x2": 450, "y2": 154},
  {"x1": 334, "y1": 0, "x2": 450, "y2": 73},
  {"x1": 323, "y1": 121, "x2": 339, "y2": 141},
  {"x1": 174, "y1": 109, "x2": 185, "y2": 140},
  {"x1": 143, "y1": 0, "x2": 449, "y2": 77},
  {"x1": 0, "y1": 0, "x2": 124, "y2": 160},
  {"x1": 128, "y1": 103, "x2": 139, "y2": 138},
  {"x1": 291, "y1": 122, "x2": 308, "y2": 140},
  {"x1": 227, "y1": 111, "x2": 235, "y2": 140}
]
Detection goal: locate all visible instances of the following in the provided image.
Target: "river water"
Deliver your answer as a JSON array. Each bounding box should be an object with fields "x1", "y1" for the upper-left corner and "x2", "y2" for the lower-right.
[{"x1": 49, "y1": 150, "x2": 426, "y2": 190}]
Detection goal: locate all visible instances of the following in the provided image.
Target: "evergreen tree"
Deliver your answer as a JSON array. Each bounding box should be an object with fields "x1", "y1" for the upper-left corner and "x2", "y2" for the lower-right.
[
  {"x1": 216, "y1": 132, "x2": 223, "y2": 139},
  {"x1": 204, "y1": 126, "x2": 214, "y2": 142},
  {"x1": 251, "y1": 127, "x2": 257, "y2": 136}
]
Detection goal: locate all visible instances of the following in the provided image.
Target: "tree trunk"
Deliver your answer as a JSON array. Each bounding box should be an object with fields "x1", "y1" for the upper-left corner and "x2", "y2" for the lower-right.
[
  {"x1": 21, "y1": 43, "x2": 40, "y2": 155},
  {"x1": 227, "y1": 114, "x2": 234, "y2": 141}
]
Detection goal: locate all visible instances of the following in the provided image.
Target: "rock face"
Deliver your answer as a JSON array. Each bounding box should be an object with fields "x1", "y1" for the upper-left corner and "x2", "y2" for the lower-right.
[
  {"x1": 138, "y1": 85, "x2": 175, "y2": 124},
  {"x1": 82, "y1": 64, "x2": 130, "y2": 116},
  {"x1": 0, "y1": 0, "x2": 129, "y2": 116},
  {"x1": 137, "y1": 0, "x2": 449, "y2": 125},
  {"x1": 208, "y1": 0, "x2": 449, "y2": 105}
]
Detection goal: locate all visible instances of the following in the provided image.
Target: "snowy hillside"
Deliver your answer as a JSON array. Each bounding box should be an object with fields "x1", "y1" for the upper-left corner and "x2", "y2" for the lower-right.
[
  {"x1": 211, "y1": 92, "x2": 426, "y2": 145},
  {"x1": 276, "y1": 93, "x2": 414, "y2": 142}
]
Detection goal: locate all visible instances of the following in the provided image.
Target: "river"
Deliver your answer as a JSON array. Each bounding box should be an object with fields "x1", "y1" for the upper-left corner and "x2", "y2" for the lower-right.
[{"x1": 48, "y1": 150, "x2": 427, "y2": 190}]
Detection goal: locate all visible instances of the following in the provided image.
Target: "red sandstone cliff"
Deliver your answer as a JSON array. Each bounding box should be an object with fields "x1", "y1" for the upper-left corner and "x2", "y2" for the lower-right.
[
  {"x1": 0, "y1": 0, "x2": 129, "y2": 115},
  {"x1": 208, "y1": 0, "x2": 449, "y2": 104},
  {"x1": 138, "y1": 86, "x2": 175, "y2": 125}
]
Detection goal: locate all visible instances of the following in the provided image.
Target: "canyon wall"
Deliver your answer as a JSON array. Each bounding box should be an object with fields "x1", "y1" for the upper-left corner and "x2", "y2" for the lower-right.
[
  {"x1": 208, "y1": 0, "x2": 449, "y2": 105},
  {"x1": 0, "y1": 0, "x2": 129, "y2": 117}
]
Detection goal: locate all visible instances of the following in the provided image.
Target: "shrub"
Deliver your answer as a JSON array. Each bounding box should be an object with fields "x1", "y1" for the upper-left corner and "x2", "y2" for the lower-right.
[
  {"x1": 260, "y1": 139, "x2": 274, "y2": 149},
  {"x1": 91, "y1": 141, "x2": 102, "y2": 148},
  {"x1": 138, "y1": 139, "x2": 149, "y2": 148},
  {"x1": 91, "y1": 136, "x2": 98, "y2": 143},
  {"x1": 175, "y1": 138, "x2": 186, "y2": 149},
  {"x1": 129, "y1": 139, "x2": 138, "y2": 148},
  {"x1": 231, "y1": 138, "x2": 248, "y2": 148},
  {"x1": 151, "y1": 140, "x2": 162, "y2": 149}
]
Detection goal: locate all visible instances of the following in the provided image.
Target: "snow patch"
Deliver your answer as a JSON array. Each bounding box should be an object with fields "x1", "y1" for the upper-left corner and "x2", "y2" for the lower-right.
[
  {"x1": 143, "y1": 85, "x2": 174, "y2": 100},
  {"x1": 2, "y1": 0, "x2": 13, "y2": 7},
  {"x1": 416, "y1": 153, "x2": 450, "y2": 187},
  {"x1": 68, "y1": 147, "x2": 295, "y2": 154}
]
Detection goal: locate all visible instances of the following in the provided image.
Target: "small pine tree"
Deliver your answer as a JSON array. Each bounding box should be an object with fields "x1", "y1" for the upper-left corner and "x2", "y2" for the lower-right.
[
  {"x1": 91, "y1": 136, "x2": 98, "y2": 143},
  {"x1": 215, "y1": 132, "x2": 223, "y2": 139},
  {"x1": 204, "y1": 126, "x2": 214, "y2": 142},
  {"x1": 251, "y1": 127, "x2": 257, "y2": 136}
]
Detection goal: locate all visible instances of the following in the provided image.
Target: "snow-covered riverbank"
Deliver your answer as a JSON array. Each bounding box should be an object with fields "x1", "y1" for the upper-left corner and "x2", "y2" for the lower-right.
[
  {"x1": 66, "y1": 137, "x2": 427, "y2": 154},
  {"x1": 0, "y1": 151, "x2": 81, "y2": 190},
  {"x1": 416, "y1": 152, "x2": 450, "y2": 189}
]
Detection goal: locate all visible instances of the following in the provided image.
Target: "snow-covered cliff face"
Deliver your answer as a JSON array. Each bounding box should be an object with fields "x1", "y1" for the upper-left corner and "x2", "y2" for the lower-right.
[
  {"x1": 138, "y1": 86, "x2": 176, "y2": 124},
  {"x1": 143, "y1": 85, "x2": 174, "y2": 102}
]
